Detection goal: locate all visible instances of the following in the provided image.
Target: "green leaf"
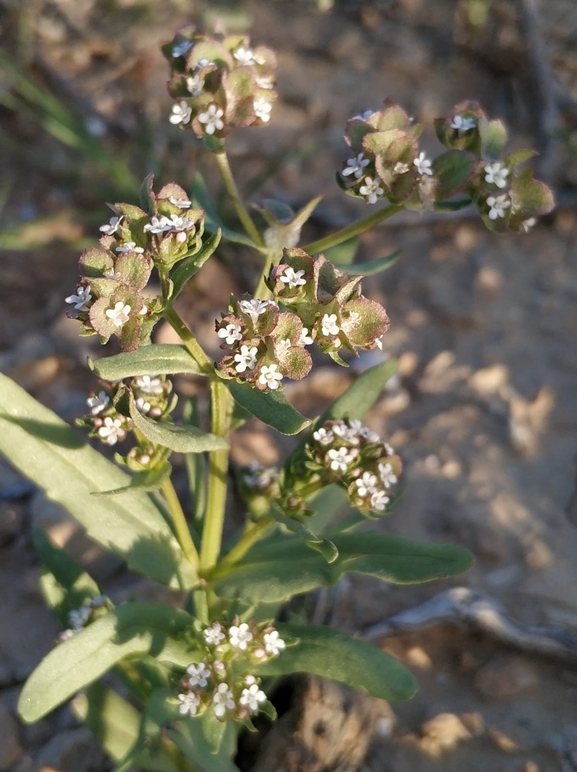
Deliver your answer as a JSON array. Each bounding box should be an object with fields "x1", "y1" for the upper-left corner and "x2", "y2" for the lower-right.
[
  {"x1": 320, "y1": 236, "x2": 359, "y2": 265},
  {"x1": 305, "y1": 484, "x2": 348, "y2": 534},
  {"x1": 479, "y1": 118, "x2": 508, "y2": 161},
  {"x1": 211, "y1": 531, "x2": 474, "y2": 604},
  {"x1": 270, "y1": 506, "x2": 338, "y2": 563},
  {"x1": 226, "y1": 381, "x2": 311, "y2": 436},
  {"x1": 170, "y1": 229, "x2": 222, "y2": 299},
  {"x1": 129, "y1": 393, "x2": 228, "y2": 453},
  {"x1": 18, "y1": 602, "x2": 196, "y2": 723},
  {"x1": 168, "y1": 717, "x2": 240, "y2": 772},
  {"x1": 432, "y1": 151, "x2": 476, "y2": 199},
  {"x1": 332, "y1": 249, "x2": 401, "y2": 276},
  {"x1": 88, "y1": 344, "x2": 203, "y2": 381},
  {"x1": 0, "y1": 373, "x2": 195, "y2": 589},
  {"x1": 183, "y1": 398, "x2": 207, "y2": 531},
  {"x1": 260, "y1": 624, "x2": 417, "y2": 702},
  {"x1": 91, "y1": 462, "x2": 172, "y2": 496},
  {"x1": 320, "y1": 360, "x2": 398, "y2": 423}
]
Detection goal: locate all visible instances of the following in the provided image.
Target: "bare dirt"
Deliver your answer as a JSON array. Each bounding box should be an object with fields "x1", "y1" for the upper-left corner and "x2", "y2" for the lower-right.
[{"x1": 1, "y1": 1, "x2": 577, "y2": 770}]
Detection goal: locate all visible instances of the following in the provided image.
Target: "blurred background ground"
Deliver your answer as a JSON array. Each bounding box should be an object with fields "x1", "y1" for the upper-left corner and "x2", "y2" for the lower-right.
[{"x1": 1, "y1": 0, "x2": 577, "y2": 770}]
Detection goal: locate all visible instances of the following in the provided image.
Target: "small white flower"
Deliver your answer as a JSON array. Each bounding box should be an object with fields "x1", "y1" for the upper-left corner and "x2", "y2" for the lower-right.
[
  {"x1": 98, "y1": 417, "x2": 125, "y2": 446},
  {"x1": 240, "y1": 683, "x2": 267, "y2": 713},
  {"x1": 234, "y1": 46, "x2": 256, "y2": 65},
  {"x1": 135, "y1": 376, "x2": 163, "y2": 394},
  {"x1": 217, "y1": 323, "x2": 243, "y2": 346},
  {"x1": 178, "y1": 692, "x2": 200, "y2": 717},
  {"x1": 254, "y1": 97, "x2": 272, "y2": 123},
  {"x1": 327, "y1": 447, "x2": 355, "y2": 473},
  {"x1": 355, "y1": 472, "x2": 378, "y2": 497},
  {"x1": 169, "y1": 101, "x2": 192, "y2": 126},
  {"x1": 115, "y1": 241, "x2": 144, "y2": 254},
  {"x1": 313, "y1": 427, "x2": 334, "y2": 446},
  {"x1": 239, "y1": 298, "x2": 273, "y2": 321},
  {"x1": 374, "y1": 337, "x2": 383, "y2": 350},
  {"x1": 451, "y1": 114, "x2": 476, "y2": 133},
  {"x1": 280, "y1": 266, "x2": 307, "y2": 289},
  {"x1": 195, "y1": 58, "x2": 212, "y2": 68},
  {"x1": 65, "y1": 285, "x2": 92, "y2": 311},
  {"x1": 358, "y1": 176, "x2": 384, "y2": 204},
  {"x1": 277, "y1": 338, "x2": 292, "y2": 354},
  {"x1": 234, "y1": 345, "x2": 258, "y2": 373},
  {"x1": 299, "y1": 328, "x2": 314, "y2": 346},
  {"x1": 172, "y1": 40, "x2": 193, "y2": 58},
  {"x1": 99, "y1": 216, "x2": 123, "y2": 235},
  {"x1": 255, "y1": 74, "x2": 274, "y2": 89},
  {"x1": 263, "y1": 630, "x2": 286, "y2": 656},
  {"x1": 68, "y1": 606, "x2": 91, "y2": 631},
  {"x1": 213, "y1": 683, "x2": 235, "y2": 718},
  {"x1": 135, "y1": 397, "x2": 151, "y2": 415},
  {"x1": 342, "y1": 153, "x2": 370, "y2": 179},
  {"x1": 378, "y1": 462, "x2": 398, "y2": 488},
  {"x1": 414, "y1": 152, "x2": 433, "y2": 176},
  {"x1": 203, "y1": 623, "x2": 226, "y2": 646},
  {"x1": 371, "y1": 490, "x2": 390, "y2": 511},
  {"x1": 198, "y1": 104, "x2": 224, "y2": 135},
  {"x1": 105, "y1": 301, "x2": 131, "y2": 328},
  {"x1": 144, "y1": 215, "x2": 172, "y2": 234},
  {"x1": 258, "y1": 364, "x2": 284, "y2": 390},
  {"x1": 486, "y1": 194, "x2": 511, "y2": 220},
  {"x1": 139, "y1": 305, "x2": 148, "y2": 316},
  {"x1": 213, "y1": 660, "x2": 225, "y2": 673},
  {"x1": 393, "y1": 161, "x2": 410, "y2": 175},
  {"x1": 167, "y1": 214, "x2": 195, "y2": 232},
  {"x1": 169, "y1": 195, "x2": 192, "y2": 209},
  {"x1": 359, "y1": 426, "x2": 380, "y2": 443},
  {"x1": 87, "y1": 391, "x2": 110, "y2": 415},
  {"x1": 352, "y1": 109, "x2": 375, "y2": 121},
  {"x1": 484, "y1": 162, "x2": 509, "y2": 189},
  {"x1": 186, "y1": 73, "x2": 204, "y2": 97},
  {"x1": 321, "y1": 313, "x2": 340, "y2": 337},
  {"x1": 229, "y1": 622, "x2": 253, "y2": 650},
  {"x1": 522, "y1": 217, "x2": 537, "y2": 233},
  {"x1": 186, "y1": 662, "x2": 211, "y2": 688},
  {"x1": 333, "y1": 423, "x2": 360, "y2": 445}
]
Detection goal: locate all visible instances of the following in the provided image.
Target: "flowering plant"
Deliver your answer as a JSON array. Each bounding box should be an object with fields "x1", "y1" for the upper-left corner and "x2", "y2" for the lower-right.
[{"x1": 0, "y1": 26, "x2": 553, "y2": 772}]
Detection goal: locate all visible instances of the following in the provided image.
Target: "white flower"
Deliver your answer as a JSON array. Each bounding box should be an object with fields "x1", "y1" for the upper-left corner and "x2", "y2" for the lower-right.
[
  {"x1": 258, "y1": 364, "x2": 284, "y2": 390},
  {"x1": 378, "y1": 462, "x2": 398, "y2": 488},
  {"x1": 359, "y1": 426, "x2": 380, "y2": 443},
  {"x1": 167, "y1": 214, "x2": 195, "y2": 232},
  {"x1": 355, "y1": 472, "x2": 378, "y2": 497},
  {"x1": 263, "y1": 630, "x2": 286, "y2": 656},
  {"x1": 65, "y1": 285, "x2": 92, "y2": 311},
  {"x1": 195, "y1": 58, "x2": 212, "y2": 68},
  {"x1": 327, "y1": 447, "x2": 354, "y2": 473},
  {"x1": 280, "y1": 266, "x2": 307, "y2": 289},
  {"x1": 393, "y1": 161, "x2": 410, "y2": 175},
  {"x1": 255, "y1": 74, "x2": 274, "y2": 89},
  {"x1": 169, "y1": 195, "x2": 192, "y2": 209},
  {"x1": 115, "y1": 241, "x2": 144, "y2": 254},
  {"x1": 234, "y1": 345, "x2": 258, "y2": 373},
  {"x1": 299, "y1": 328, "x2": 314, "y2": 346},
  {"x1": 198, "y1": 104, "x2": 224, "y2": 135},
  {"x1": 169, "y1": 101, "x2": 192, "y2": 126},
  {"x1": 203, "y1": 623, "x2": 226, "y2": 646},
  {"x1": 68, "y1": 606, "x2": 91, "y2": 631},
  {"x1": 87, "y1": 391, "x2": 110, "y2": 415},
  {"x1": 98, "y1": 417, "x2": 125, "y2": 446},
  {"x1": 105, "y1": 302, "x2": 131, "y2": 328},
  {"x1": 136, "y1": 375, "x2": 163, "y2": 394},
  {"x1": 213, "y1": 660, "x2": 225, "y2": 673},
  {"x1": 172, "y1": 40, "x2": 193, "y2": 58},
  {"x1": 186, "y1": 73, "x2": 204, "y2": 97},
  {"x1": 451, "y1": 114, "x2": 476, "y2": 133},
  {"x1": 352, "y1": 109, "x2": 375, "y2": 121},
  {"x1": 144, "y1": 215, "x2": 172, "y2": 234},
  {"x1": 178, "y1": 692, "x2": 200, "y2": 717},
  {"x1": 240, "y1": 683, "x2": 267, "y2": 713},
  {"x1": 239, "y1": 298, "x2": 273, "y2": 321},
  {"x1": 139, "y1": 305, "x2": 148, "y2": 316},
  {"x1": 234, "y1": 47, "x2": 256, "y2": 65},
  {"x1": 213, "y1": 683, "x2": 235, "y2": 718},
  {"x1": 135, "y1": 397, "x2": 151, "y2": 414},
  {"x1": 218, "y1": 323, "x2": 243, "y2": 346},
  {"x1": 359, "y1": 176, "x2": 384, "y2": 204},
  {"x1": 229, "y1": 623, "x2": 253, "y2": 650},
  {"x1": 374, "y1": 337, "x2": 383, "y2": 350},
  {"x1": 370, "y1": 490, "x2": 390, "y2": 511},
  {"x1": 333, "y1": 422, "x2": 360, "y2": 444},
  {"x1": 276, "y1": 338, "x2": 292, "y2": 355},
  {"x1": 487, "y1": 194, "x2": 511, "y2": 220},
  {"x1": 342, "y1": 153, "x2": 370, "y2": 179},
  {"x1": 321, "y1": 313, "x2": 340, "y2": 337},
  {"x1": 99, "y1": 216, "x2": 123, "y2": 235},
  {"x1": 313, "y1": 427, "x2": 334, "y2": 445},
  {"x1": 522, "y1": 217, "x2": 536, "y2": 233},
  {"x1": 484, "y1": 162, "x2": 509, "y2": 189},
  {"x1": 414, "y1": 152, "x2": 433, "y2": 176},
  {"x1": 254, "y1": 98, "x2": 272, "y2": 123},
  {"x1": 186, "y1": 662, "x2": 211, "y2": 688}
]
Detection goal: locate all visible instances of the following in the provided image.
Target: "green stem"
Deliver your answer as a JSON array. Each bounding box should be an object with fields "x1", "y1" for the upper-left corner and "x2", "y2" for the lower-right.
[
  {"x1": 200, "y1": 380, "x2": 232, "y2": 571},
  {"x1": 302, "y1": 204, "x2": 403, "y2": 254},
  {"x1": 164, "y1": 306, "x2": 214, "y2": 376},
  {"x1": 217, "y1": 515, "x2": 275, "y2": 571},
  {"x1": 253, "y1": 250, "x2": 275, "y2": 299},
  {"x1": 161, "y1": 478, "x2": 200, "y2": 570},
  {"x1": 214, "y1": 150, "x2": 264, "y2": 247}
]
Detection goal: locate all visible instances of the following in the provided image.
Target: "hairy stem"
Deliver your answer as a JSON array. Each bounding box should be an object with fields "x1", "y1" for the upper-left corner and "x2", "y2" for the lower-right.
[
  {"x1": 214, "y1": 150, "x2": 264, "y2": 247},
  {"x1": 161, "y1": 478, "x2": 200, "y2": 570},
  {"x1": 164, "y1": 306, "x2": 214, "y2": 376},
  {"x1": 302, "y1": 203, "x2": 403, "y2": 254}
]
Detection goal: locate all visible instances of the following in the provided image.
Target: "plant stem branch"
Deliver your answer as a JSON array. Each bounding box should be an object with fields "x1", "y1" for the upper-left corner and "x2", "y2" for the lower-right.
[
  {"x1": 214, "y1": 151, "x2": 264, "y2": 247},
  {"x1": 163, "y1": 306, "x2": 214, "y2": 376},
  {"x1": 217, "y1": 515, "x2": 275, "y2": 571},
  {"x1": 161, "y1": 478, "x2": 200, "y2": 569},
  {"x1": 302, "y1": 204, "x2": 403, "y2": 254}
]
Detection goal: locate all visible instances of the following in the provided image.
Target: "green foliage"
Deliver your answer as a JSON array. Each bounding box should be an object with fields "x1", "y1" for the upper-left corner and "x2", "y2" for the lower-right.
[
  {"x1": 226, "y1": 381, "x2": 311, "y2": 435},
  {"x1": 89, "y1": 344, "x2": 203, "y2": 380}
]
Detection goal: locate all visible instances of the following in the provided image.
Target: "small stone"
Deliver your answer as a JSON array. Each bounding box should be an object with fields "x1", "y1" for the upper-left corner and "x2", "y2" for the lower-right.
[
  {"x1": 420, "y1": 712, "x2": 472, "y2": 756},
  {"x1": 0, "y1": 704, "x2": 23, "y2": 770},
  {"x1": 474, "y1": 655, "x2": 539, "y2": 701}
]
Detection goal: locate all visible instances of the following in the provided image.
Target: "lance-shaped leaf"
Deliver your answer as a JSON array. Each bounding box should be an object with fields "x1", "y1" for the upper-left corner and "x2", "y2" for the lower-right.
[
  {"x1": 129, "y1": 393, "x2": 228, "y2": 453},
  {"x1": 270, "y1": 505, "x2": 338, "y2": 563},
  {"x1": 320, "y1": 359, "x2": 398, "y2": 423},
  {"x1": 91, "y1": 462, "x2": 172, "y2": 497},
  {"x1": 432, "y1": 151, "x2": 476, "y2": 199},
  {"x1": 89, "y1": 344, "x2": 203, "y2": 381},
  {"x1": 170, "y1": 229, "x2": 222, "y2": 300},
  {"x1": 260, "y1": 624, "x2": 417, "y2": 702},
  {"x1": 225, "y1": 381, "x2": 310, "y2": 435},
  {"x1": 168, "y1": 717, "x2": 240, "y2": 772},
  {"x1": 0, "y1": 374, "x2": 195, "y2": 589},
  {"x1": 321, "y1": 236, "x2": 360, "y2": 265},
  {"x1": 18, "y1": 602, "x2": 196, "y2": 723},
  {"x1": 331, "y1": 249, "x2": 401, "y2": 276}
]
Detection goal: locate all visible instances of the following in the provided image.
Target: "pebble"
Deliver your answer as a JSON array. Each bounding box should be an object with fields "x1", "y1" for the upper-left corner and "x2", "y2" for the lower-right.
[{"x1": 419, "y1": 712, "x2": 474, "y2": 756}]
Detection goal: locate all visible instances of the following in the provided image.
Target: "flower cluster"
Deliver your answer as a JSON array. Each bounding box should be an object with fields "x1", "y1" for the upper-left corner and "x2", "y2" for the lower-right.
[
  {"x1": 303, "y1": 418, "x2": 402, "y2": 515},
  {"x1": 66, "y1": 178, "x2": 205, "y2": 351},
  {"x1": 175, "y1": 620, "x2": 285, "y2": 723},
  {"x1": 163, "y1": 28, "x2": 277, "y2": 140},
  {"x1": 338, "y1": 99, "x2": 554, "y2": 233},
  {"x1": 58, "y1": 595, "x2": 112, "y2": 642}
]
